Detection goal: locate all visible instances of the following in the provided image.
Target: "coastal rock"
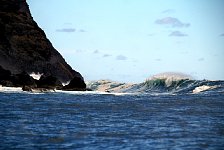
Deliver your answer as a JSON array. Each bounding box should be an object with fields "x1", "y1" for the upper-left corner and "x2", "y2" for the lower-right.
[
  {"x1": 22, "y1": 85, "x2": 55, "y2": 93},
  {"x1": 22, "y1": 85, "x2": 32, "y2": 92},
  {"x1": 0, "y1": 65, "x2": 11, "y2": 80},
  {"x1": 63, "y1": 77, "x2": 86, "y2": 91},
  {"x1": 0, "y1": 0, "x2": 84, "y2": 84},
  {"x1": 11, "y1": 71, "x2": 37, "y2": 87},
  {"x1": 0, "y1": 66, "x2": 36, "y2": 87},
  {"x1": 0, "y1": 80, "x2": 14, "y2": 87},
  {"x1": 37, "y1": 75, "x2": 63, "y2": 89}
]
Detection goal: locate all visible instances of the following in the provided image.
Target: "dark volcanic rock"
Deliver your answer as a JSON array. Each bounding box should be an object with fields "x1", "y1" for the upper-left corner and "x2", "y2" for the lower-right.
[
  {"x1": 22, "y1": 85, "x2": 55, "y2": 92},
  {"x1": 11, "y1": 71, "x2": 37, "y2": 87},
  {"x1": 63, "y1": 77, "x2": 86, "y2": 91},
  {"x1": 37, "y1": 75, "x2": 63, "y2": 89},
  {"x1": 0, "y1": 65, "x2": 13, "y2": 86},
  {"x1": 0, "y1": 65, "x2": 11, "y2": 80},
  {"x1": 0, "y1": 65, "x2": 36, "y2": 87},
  {"x1": 0, "y1": 0, "x2": 84, "y2": 84},
  {"x1": 22, "y1": 85, "x2": 32, "y2": 92}
]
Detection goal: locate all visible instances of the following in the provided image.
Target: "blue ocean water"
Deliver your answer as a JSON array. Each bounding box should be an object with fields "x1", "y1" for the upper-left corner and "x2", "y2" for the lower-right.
[{"x1": 0, "y1": 91, "x2": 224, "y2": 149}]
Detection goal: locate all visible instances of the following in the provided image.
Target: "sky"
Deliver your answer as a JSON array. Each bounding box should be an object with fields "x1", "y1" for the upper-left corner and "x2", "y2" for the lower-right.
[{"x1": 27, "y1": 0, "x2": 224, "y2": 83}]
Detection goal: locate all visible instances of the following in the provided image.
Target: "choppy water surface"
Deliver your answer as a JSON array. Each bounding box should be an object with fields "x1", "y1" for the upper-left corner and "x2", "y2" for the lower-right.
[{"x1": 0, "y1": 92, "x2": 224, "y2": 149}]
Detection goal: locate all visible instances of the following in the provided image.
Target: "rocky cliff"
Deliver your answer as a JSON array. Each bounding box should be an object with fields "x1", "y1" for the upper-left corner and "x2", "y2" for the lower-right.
[{"x1": 0, "y1": 0, "x2": 83, "y2": 83}]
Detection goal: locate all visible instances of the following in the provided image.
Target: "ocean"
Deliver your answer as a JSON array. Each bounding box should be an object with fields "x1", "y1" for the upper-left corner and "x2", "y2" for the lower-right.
[{"x1": 0, "y1": 90, "x2": 224, "y2": 149}]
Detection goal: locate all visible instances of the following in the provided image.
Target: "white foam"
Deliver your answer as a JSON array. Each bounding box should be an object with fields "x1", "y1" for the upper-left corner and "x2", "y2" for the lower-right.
[
  {"x1": 148, "y1": 72, "x2": 192, "y2": 81},
  {"x1": 193, "y1": 85, "x2": 218, "y2": 93},
  {"x1": 55, "y1": 90, "x2": 132, "y2": 96},
  {"x1": 29, "y1": 72, "x2": 43, "y2": 80},
  {"x1": 0, "y1": 86, "x2": 23, "y2": 93},
  {"x1": 62, "y1": 82, "x2": 70, "y2": 86},
  {"x1": 0, "y1": 86, "x2": 132, "y2": 95}
]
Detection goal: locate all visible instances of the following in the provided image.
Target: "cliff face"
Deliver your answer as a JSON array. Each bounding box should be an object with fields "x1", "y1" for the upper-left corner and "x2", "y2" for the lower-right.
[{"x1": 0, "y1": 0, "x2": 83, "y2": 82}]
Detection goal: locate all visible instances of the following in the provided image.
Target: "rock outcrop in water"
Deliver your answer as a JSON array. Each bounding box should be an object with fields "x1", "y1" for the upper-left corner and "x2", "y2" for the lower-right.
[
  {"x1": 0, "y1": 0, "x2": 85, "y2": 86},
  {"x1": 0, "y1": 66, "x2": 36, "y2": 87},
  {"x1": 63, "y1": 77, "x2": 87, "y2": 91},
  {"x1": 37, "y1": 75, "x2": 63, "y2": 89},
  {"x1": 0, "y1": 65, "x2": 87, "y2": 92}
]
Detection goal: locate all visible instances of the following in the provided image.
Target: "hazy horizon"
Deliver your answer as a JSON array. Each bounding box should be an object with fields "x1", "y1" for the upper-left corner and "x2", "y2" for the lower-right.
[{"x1": 27, "y1": 0, "x2": 224, "y2": 82}]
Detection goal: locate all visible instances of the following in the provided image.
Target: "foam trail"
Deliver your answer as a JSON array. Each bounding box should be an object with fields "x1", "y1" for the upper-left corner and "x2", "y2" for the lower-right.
[
  {"x1": 193, "y1": 85, "x2": 218, "y2": 93},
  {"x1": 0, "y1": 86, "x2": 22, "y2": 93},
  {"x1": 55, "y1": 90, "x2": 132, "y2": 96}
]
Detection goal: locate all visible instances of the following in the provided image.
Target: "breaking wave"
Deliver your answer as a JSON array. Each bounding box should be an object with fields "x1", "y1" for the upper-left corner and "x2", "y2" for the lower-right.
[
  {"x1": 140, "y1": 78, "x2": 224, "y2": 94},
  {"x1": 121, "y1": 72, "x2": 224, "y2": 94}
]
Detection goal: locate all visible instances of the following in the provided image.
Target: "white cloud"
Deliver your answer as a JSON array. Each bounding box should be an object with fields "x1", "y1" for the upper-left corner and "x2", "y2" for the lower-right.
[
  {"x1": 116, "y1": 55, "x2": 127, "y2": 60},
  {"x1": 56, "y1": 28, "x2": 76, "y2": 32},
  {"x1": 169, "y1": 31, "x2": 188, "y2": 37},
  {"x1": 103, "y1": 54, "x2": 112, "y2": 58},
  {"x1": 162, "y1": 9, "x2": 175, "y2": 14},
  {"x1": 155, "y1": 17, "x2": 190, "y2": 28}
]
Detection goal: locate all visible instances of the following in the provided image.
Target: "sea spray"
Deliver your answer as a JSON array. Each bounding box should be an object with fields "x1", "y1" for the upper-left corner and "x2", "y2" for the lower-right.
[
  {"x1": 29, "y1": 72, "x2": 43, "y2": 80},
  {"x1": 86, "y1": 73, "x2": 224, "y2": 94}
]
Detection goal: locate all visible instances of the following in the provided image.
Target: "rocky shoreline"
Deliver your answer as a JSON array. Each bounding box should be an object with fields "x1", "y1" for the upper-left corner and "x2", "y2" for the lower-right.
[{"x1": 0, "y1": 65, "x2": 87, "y2": 92}]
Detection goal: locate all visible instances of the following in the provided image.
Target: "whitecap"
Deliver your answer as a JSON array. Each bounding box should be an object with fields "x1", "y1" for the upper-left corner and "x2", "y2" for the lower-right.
[{"x1": 193, "y1": 85, "x2": 218, "y2": 93}]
